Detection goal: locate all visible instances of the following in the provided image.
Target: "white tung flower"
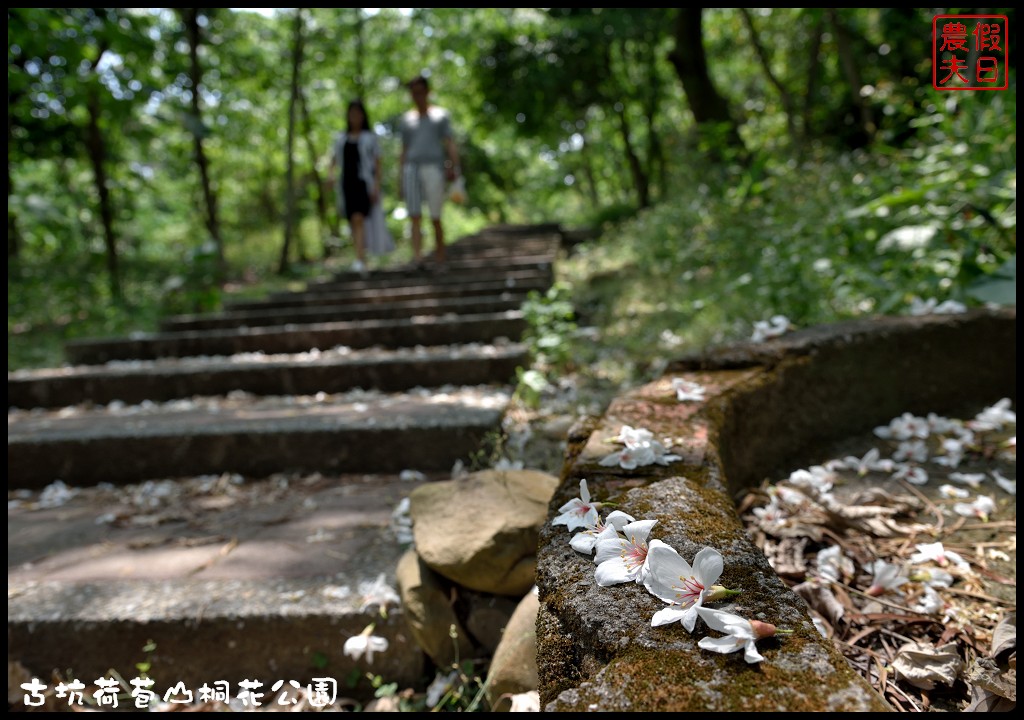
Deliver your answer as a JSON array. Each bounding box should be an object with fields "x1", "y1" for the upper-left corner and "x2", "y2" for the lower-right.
[
  {"x1": 948, "y1": 472, "x2": 986, "y2": 489},
  {"x1": 787, "y1": 466, "x2": 835, "y2": 496},
  {"x1": 893, "y1": 439, "x2": 929, "y2": 464},
  {"x1": 874, "y1": 413, "x2": 930, "y2": 441},
  {"x1": 892, "y1": 464, "x2": 928, "y2": 486},
  {"x1": 953, "y1": 495, "x2": 996, "y2": 522},
  {"x1": 866, "y1": 560, "x2": 908, "y2": 597},
  {"x1": 837, "y1": 448, "x2": 895, "y2": 476},
  {"x1": 643, "y1": 542, "x2": 724, "y2": 633},
  {"x1": 992, "y1": 470, "x2": 1016, "y2": 496},
  {"x1": 599, "y1": 425, "x2": 682, "y2": 469},
  {"x1": 569, "y1": 510, "x2": 635, "y2": 555},
  {"x1": 969, "y1": 398, "x2": 1016, "y2": 432},
  {"x1": 912, "y1": 586, "x2": 945, "y2": 615},
  {"x1": 751, "y1": 315, "x2": 792, "y2": 343},
  {"x1": 552, "y1": 479, "x2": 600, "y2": 531},
  {"x1": 938, "y1": 484, "x2": 971, "y2": 499},
  {"x1": 672, "y1": 378, "x2": 707, "y2": 403},
  {"x1": 696, "y1": 607, "x2": 778, "y2": 664},
  {"x1": 593, "y1": 519, "x2": 658, "y2": 586},
  {"x1": 909, "y1": 542, "x2": 970, "y2": 573},
  {"x1": 343, "y1": 625, "x2": 389, "y2": 664},
  {"x1": 816, "y1": 546, "x2": 855, "y2": 584}
]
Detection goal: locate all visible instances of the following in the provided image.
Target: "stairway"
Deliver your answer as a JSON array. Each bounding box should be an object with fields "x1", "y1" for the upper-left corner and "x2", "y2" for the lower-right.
[{"x1": 7, "y1": 224, "x2": 564, "y2": 705}]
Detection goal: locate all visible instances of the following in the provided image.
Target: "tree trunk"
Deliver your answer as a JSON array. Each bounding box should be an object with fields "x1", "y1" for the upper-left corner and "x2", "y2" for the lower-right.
[
  {"x1": 802, "y1": 12, "x2": 825, "y2": 144},
  {"x1": 667, "y1": 8, "x2": 746, "y2": 157},
  {"x1": 642, "y1": 41, "x2": 666, "y2": 202},
  {"x1": 354, "y1": 10, "x2": 365, "y2": 98},
  {"x1": 7, "y1": 115, "x2": 19, "y2": 259},
  {"x1": 84, "y1": 84, "x2": 121, "y2": 301},
  {"x1": 279, "y1": 8, "x2": 305, "y2": 274},
  {"x1": 615, "y1": 105, "x2": 649, "y2": 209},
  {"x1": 578, "y1": 134, "x2": 600, "y2": 211},
  {"x1": 183, "y1": 8, "x2": 226, "y2": 281},
  {"x1": 739, "y1": 8, "x2": 799, "y2": 148},
  {"x1": 827, "y1": 9, "x2": 876, "y2": 143},
  {"x1": 298, "y1": 88, "x2": 337, "y2": 256}
]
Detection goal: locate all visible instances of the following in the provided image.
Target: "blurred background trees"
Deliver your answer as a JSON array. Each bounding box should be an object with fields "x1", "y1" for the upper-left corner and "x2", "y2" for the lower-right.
[{"x1": 8, "y1": 8, "x2": 1016, "y2": 369}]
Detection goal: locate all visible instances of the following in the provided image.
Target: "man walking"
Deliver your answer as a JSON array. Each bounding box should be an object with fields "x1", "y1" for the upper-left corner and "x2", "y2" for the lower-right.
[{"x1": 399, "y1": 75, "x2": 461, "y2": 268}]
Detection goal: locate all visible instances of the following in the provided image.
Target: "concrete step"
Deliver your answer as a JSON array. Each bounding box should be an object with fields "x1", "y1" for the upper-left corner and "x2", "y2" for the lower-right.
[
  {"x1": 65, "y1": 310, "x2": 526, "y2": 365},
  {"x1": 8, "y1": 472, "x2": 429, "y2": 699},
  {"x1": 274, "y1": 267, "x2": 552, "y2": 295},
  {"x1": 9, "y1": 385, "x2": 511, "y2": 489},
  {"x1": 328, "y1": 256, "x2": 555, "y2": 283},
  {"x1": 225, "y1": 278, "x2": 548, "y2": 312},
  {"x1": 9, "y1": 342, "x2": 528, "y2": 409},
  {"x1": 162, "y1": 294, "x2": 527, "y2": 332}
]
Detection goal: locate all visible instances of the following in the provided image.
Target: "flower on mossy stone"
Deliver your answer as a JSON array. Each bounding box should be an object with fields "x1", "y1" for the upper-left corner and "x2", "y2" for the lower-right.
[
  {"x1": 696, "y1": 607, "x2": 778, "y2": 664},
  {"x1": 672, "y1": 378, "x2": 707, "y2": 402},
  {"x1": 570, "y1": 510, "x2": 635, "y2": 555},
  {"x1": 552, "y1": 478, "x2": 600, "y2": 531},
  {"x1": 593, "y1": 518, "x2": 658, "y2": 586},
  {"x1": 643, "y1": 541, "x2": 726, "y2": 632},
  {"x1": 599, "y1": 425, "x2": 682, "y2": 469}
]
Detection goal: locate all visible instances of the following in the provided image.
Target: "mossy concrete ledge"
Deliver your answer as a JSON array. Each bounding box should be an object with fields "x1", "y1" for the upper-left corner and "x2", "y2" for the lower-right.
[{"x1": 537, "y1": 308, "x2": 1015, "y2": 712}]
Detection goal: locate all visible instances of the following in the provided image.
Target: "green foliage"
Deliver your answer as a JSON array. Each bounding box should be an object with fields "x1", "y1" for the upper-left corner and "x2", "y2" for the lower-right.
[
  {"x1": 560, "y1": 88, "x2": 1016, "y2": 386},
  {"x1": 521, "y1": 282, "x2": 578, "y2": 370}
]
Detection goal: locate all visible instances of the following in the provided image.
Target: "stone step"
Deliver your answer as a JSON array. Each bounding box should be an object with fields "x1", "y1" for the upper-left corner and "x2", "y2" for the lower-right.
[
  {"x1": 65, "y1": 310, "x2": 526, "y2": 365},
  {"x1": 225, "y1": 278, "x2": 548, "y2": 312},
  {"x1": 8, "y1": 471, "x2": 428, "y2": 700},
  {"x1": 328, "y1": 256, "x2": 555, "y2": 283},
  {"x1": 8, "y1": 386, "x2": 511, "y2": 489},
  {"x1": 162, "y1": 294, "x2": 527, "y2": 332},
  {"x1": 9, "y1": 343, "x2": 527, "y2": 409},
  {"x1": 304, "y1": 267, "x2": 552, "y2": 294}
]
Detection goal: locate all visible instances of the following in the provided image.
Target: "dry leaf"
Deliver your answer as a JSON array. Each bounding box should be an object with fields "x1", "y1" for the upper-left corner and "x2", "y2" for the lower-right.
[
  {"x1": 992, "y1": 613, "x2": 1016, "y2": 660},
  {"x1": 763, "y1": 537, "x2": 809, "y2": 577},
  {"x1": 966, "y1": 656, "x2": 1016, "y2": 701},
  {"x1": 793, "y1": 580, "x2": 845, "y2": 626},
  {"x1": 892, "y1": 641, "x2": 964, "y2": 689},
  {"x1": 965, "y1": 684, "x2": 1016, "y2": 712}
]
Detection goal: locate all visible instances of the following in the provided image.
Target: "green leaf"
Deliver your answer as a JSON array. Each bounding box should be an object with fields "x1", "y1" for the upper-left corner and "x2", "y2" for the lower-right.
[{"x1": 967, "y1": 255, "x2": 1016, "y2": 306}]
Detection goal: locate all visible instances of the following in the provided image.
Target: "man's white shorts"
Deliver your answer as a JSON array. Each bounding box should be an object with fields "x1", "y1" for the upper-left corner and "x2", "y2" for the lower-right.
[{"x1": 403, "y1": 163, "x2": 445, "y2": 219}]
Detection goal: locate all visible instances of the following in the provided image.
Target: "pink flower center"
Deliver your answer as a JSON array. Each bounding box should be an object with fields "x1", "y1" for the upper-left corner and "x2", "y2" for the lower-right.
[
  {"x1": 620, "y1": 538, "x2": 648, "y2": 572},
  {"x1": 675, "y1": 575, "x2": 705, "y2": 606}
]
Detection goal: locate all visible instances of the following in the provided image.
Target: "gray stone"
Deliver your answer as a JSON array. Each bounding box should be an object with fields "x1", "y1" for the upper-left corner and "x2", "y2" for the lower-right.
[
  {"x1": 410, "y1": 470, "x2": 559, "y2": 596},
  {"x1": 463, "y1": 591, "x2": 520, "y2": 656},
  {"x1": 485, "y1": 589, "x2": 540, "y2": 712},
  {"x1": 395, "y1": 549, "x2": 473, "y2": 670}
]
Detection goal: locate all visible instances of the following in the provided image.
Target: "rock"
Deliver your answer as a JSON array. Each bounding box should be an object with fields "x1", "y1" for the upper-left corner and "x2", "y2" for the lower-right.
[
  {"x1": 485, "y1": 589, "x2": 540, "y2": 712},
  {"x1": 464, "y1": 591, "x2": 520, "y2": 656},
  {"x1": 395, "y1": 550, "x2": 473, "y2": 669},
  {"x1": 410, "y1": 469, "x2": 558, "y2": 596}
]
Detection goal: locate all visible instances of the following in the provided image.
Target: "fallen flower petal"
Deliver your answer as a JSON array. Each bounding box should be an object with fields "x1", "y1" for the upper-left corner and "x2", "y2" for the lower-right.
[
  {"x1": 953, "y1": 495, "x2": 996, "y2": 522},
  {"x1": 992, "y1": 470, "x2": 1016, "y2": 496},
  {"x1": 343, "y1": 624, "x2": 389, "y2": 664},
  {"x1": 552, "y1": 478, "x2": 600, "y2": 530},
  {"x1": 866, "y1": 559, "x2": 908, "y2": 596},
  {"x1": 594, "y1": 519, "x2": 658, "y2": 586},
  {"x1": 696, "y1": 606, "x2": 776, "y2": 664},
  {"x1": 644, "y1": 541, "x2": 724, "y2": 632},
  {"x1": 672, "y1": 378, "x2": 707, "y2": 402},
  {"x1": 909, "y1": 542, "x2": 970, "y2": 573}
]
